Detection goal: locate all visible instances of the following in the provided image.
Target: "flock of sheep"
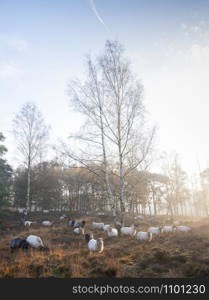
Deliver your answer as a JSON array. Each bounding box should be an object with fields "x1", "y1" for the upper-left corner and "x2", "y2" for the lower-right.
[
  {"x1": 87, "y1": 220, "x2": 191, "y2": 251},
  {"x1": 9, "y1": 213, "x2": 191, "y2": 255}
]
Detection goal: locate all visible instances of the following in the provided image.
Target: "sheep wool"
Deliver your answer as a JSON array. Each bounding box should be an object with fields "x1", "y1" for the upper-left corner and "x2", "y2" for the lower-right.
[
  {"x1": 176, "y1": 225, "x2": 191, "y2": 232},
  {"x1": 120, "y1": 224, "x2": 136, "y2": 236},
  {"x1": 42, "y1": 221, "x2": 52, "y2": 226},
  {"x1": 92, "y1": 222, "x2": 105, "y2": 229},
  {"x1": 107, "y1": 227, "x2": 118, "y2": 237},
  {"x1": 73, "y1": 227, "x2": 84, "y2": 235},
  {"x1": 26, "y1": 235, "x2": 44, "y2": 248},
  {"x1": 148, "y1": 227, "x2": 162, "y2": 234},
  {"x1": 161, "y1": 226, "x2": 175, "y2": 233},
  {"x1": 136, "y1": 231, "x2": 152, "y2": 241},
  {"x1": 88, "y1": 238, "x2": 104, "y2": 253}
]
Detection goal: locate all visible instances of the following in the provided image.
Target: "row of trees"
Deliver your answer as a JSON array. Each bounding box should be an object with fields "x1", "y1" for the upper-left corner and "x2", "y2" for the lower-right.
[
  {"x1": 2, "y1": 156, "x2": 208, "y2": 217},
  {"x1": 1, "y1": 40, "x2": 209, "y2": 219},
  {"x1": 1, "y1": 127, "x2": 209, "y2": 217}
]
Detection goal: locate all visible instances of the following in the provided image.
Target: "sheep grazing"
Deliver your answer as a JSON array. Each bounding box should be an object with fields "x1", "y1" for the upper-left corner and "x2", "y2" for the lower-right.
[
  {"x1": 136, "y1": 231, "x2": 152, "y2": 242},
  {"x1": 10, "y1": 237, "x2": 30, "y2": 251},
  {"x1": 120, "y1": 224, "x2": 136, "y2": 236},
  {"x1": 60, "y1": 215, "x2": 67, "y2": 220},
  {"x1": 161, "y1": 225, "x2": 176, "y2": 233},
  {"x1": 24, "y1": 221, "x2": 36, "y2": 228},
  {"x1": 92, "y1": 222, "x2": 105, "y2": 229},
  {"x1": 175, "y1": 225, "x2": 191, "y2": 232},
  {"x1": 148, "y1": 226, "x2": 162, "y2": 235},
  {"x1": 107, "y1": 227, "x2": 118, "y2": 237},
  {"x1": 103, "y1": 224, "x2": 111, "y2": 232},
  {"x1": 73, "y1": 227, "x2": 85, "y2": 235},
  {"x1": 42, "y1": 220, "x2": 53, "y2": 226},
  {"x1": 85, "y1": 234, "x2": 104, "y2": 254},
  {"x1": 26, "y1": 235, "x2": 45, "y2": 249}
]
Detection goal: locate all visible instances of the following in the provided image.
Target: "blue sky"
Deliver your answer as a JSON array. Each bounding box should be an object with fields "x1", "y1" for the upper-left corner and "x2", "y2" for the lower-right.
[{"x1": 1, "y1": 0, "x2": 209, "y2": 177}]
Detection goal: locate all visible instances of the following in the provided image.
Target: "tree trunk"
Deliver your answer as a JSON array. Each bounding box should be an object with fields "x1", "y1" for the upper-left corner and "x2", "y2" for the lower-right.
[
  {"x1": 26, "y1": 160, "x2": 31, "y2": 212},
  {"x1": 148, "y1": 204, "x2": 152, "y2": 216},
  {"x1": 152, "y1": 188, "x2": 157, "y2": 215}
]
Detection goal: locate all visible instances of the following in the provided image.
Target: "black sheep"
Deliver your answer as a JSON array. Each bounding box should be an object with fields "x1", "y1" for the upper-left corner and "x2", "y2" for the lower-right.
[{"x1": 10, "y1": 238, "x2": 30, "y2": 252}]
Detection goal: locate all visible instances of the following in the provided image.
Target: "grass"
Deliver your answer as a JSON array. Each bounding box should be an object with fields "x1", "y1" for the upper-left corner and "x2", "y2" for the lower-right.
[{"x1": 0, "y1": 213, "x2": 209, "y2": 278}]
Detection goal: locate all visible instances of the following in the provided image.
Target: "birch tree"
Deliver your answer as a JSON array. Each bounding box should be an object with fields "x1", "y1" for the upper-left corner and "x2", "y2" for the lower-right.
[
  {"x1": 67, "y1": 40, "x2": 155, "y2": 223},
  {"x1": 13, "y1": 102, "x2": 49, "y2": 211},
  {"x1": 98, "y1": 41, "x2": 155, "y2": 223}
]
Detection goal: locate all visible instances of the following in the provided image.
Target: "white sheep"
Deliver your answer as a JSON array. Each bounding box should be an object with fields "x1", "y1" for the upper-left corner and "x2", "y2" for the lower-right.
[
  {"x1": 107, "y1": 227, "x2": 118, "y2": 237},
  {"x1": 103, "y1": 224, "x2": 111, "y2": 232},
  {"x1": 60, "y1": 215, "x2": 67, "y2": 220},
  {"x1": 120, "y1": 224, "x2": 136, "y2": 236},
  {"x1": 175, "y1": 225, "x2": 191, "y2": 232},
  {"x1": 24, "y1": 221, "x2": 36, "y2": 228},
  {"x1": 136, "y1": 231, "x2": 152, "y2": 241},
  {"x1": 161, "y1": 225, "x2": 176, "y2": 233},
  {"x1": 92, "y1": 222, "x2": 105, "y2": 229},
  {"x1": 148, "y1": 226, "x2": 162, "y2": 235},
  {"x1": 42, "y1": 220, "x2": 53, "y2": 226},
  {"x1": 26, "y1": 235, "x2": 44, "y2": 248},
  {"x1": 73, "y1": 227, "x2": 84, "y2": 235},
  {"x1": 86, "y1": 235, "x2": 104, "y2": 253}
]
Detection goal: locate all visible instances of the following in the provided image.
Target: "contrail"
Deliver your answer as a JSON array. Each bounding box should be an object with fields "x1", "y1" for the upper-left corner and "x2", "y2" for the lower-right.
[{"x1": 88, "y1": 0, "x2": 110, "y2": 32}]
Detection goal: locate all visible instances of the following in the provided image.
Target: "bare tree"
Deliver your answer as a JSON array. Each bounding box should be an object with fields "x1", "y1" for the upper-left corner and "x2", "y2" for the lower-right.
[
  {"x1": 13, "y1": 102, "x2": 49, "y2": 211},
  {"x1": 97, "y1": 41, "x2": 155, "y2": 223},
  {"x1": 66, "y1": 40, "x2": 155, "y2": 223}
]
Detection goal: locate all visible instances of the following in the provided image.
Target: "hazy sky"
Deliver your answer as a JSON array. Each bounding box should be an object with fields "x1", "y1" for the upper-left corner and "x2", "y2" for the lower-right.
[{"x1": 1, "y1": 0, "x2": 209, "y2": 176}]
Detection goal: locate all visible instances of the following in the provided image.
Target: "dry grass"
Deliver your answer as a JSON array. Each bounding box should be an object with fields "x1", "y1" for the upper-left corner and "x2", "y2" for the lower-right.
[{"x1": 1, "y1": 212, "x2": 209, "y2": 278}]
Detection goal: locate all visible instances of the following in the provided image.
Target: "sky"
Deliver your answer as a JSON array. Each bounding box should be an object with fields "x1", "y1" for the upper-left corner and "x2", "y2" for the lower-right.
[{"x1": 1, "y1": 0, "x2": 209, "y2": 177}]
